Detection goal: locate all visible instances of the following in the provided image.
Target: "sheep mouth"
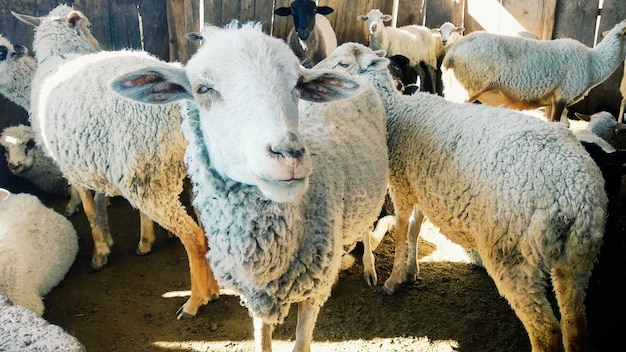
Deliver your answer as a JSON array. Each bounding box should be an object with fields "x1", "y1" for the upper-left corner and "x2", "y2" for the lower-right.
[
  {"x1": 8, "y1": 165, "x2": 25, "y2": 175},
  {"x1": 257, "y1": 176, "x2": 310, "y2": 203}
]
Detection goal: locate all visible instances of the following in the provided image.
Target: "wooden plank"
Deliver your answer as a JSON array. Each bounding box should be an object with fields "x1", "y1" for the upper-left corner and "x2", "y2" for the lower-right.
[
  {"x1": 204, "y1": 0, "x2": 223, "y2": 26},
  {"x1": 253, "y1": 0, "x2": 274, "y2": 34},
  {"x1": 108, "y1": 0, "x2": 142, "y2": 51},
  {"x1": 167, "y1": 0, "x2": 199, "y2": 63},
  {"x1": 426, "y1": 0, "x2": 463, "y2": 29},
  {"x1": 541, "y1": 0, "x2": 556, "y2": 40},
  {"x1": 0, "y1": 0, "x2": 37, "y2": 50},
  {"x1": 553, "y1": 0, "x2": 599, "y2": 44},
  {"x1": 138, "y1": 0, "x2": 170, "y2": 60}
]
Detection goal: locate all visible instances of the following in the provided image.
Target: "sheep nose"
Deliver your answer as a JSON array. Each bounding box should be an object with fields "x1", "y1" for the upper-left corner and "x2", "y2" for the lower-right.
[
  {"x1": 370, "y1": 23, "x2": 377, "y2": 32},
  {"x1": 271, "y1": 132, "x2": 306, "y2": 159}
]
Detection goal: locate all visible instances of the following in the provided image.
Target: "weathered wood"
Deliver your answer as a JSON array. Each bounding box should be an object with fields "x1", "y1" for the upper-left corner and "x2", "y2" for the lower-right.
[
  {"x1": 166, "y1": 0, "x2": 199, "y2": 63},
  {"x1": 138, "y1": 0, "x2": 170, "y2": 60},
  {"x1": 553, "y1": 0, "x2": 599, "y2": 44}
]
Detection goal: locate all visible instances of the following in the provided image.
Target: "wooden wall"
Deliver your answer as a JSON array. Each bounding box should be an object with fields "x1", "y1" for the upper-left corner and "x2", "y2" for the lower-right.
[{"x1": 0, "y1": 0, "x2": 625, "y2": 191}]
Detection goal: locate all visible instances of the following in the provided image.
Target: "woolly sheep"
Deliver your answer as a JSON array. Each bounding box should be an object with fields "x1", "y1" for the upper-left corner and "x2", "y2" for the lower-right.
[
  {"x1": 1, "y1": 124, "x2": 81, "y2": 216},
  {"x1": 0, "y1": 35, "x2": 35, "y2": 110},
  {"x1": 317, "y1": 42, "x2": 608, "y2": 352},
  {"x1": 12, "y1": 4, "x2": 220, "y2": 319},
  {"x1": 442, "y1": 20, "x2": 626, "y2": 123},
  {"x1": 0, "y1": 291, "x2": 85, "y2": 351},
  {"x1": 432, "y1": 21, "x2": 464, "y2": 48},
  {"x1": 357, "y1": 9, "x2": 439, "y2": 94},
  {"x1": 275, "y1": 0, "x2": 337, "y2": 68},
  {"x1": 110, "y1": 21, "x2": 388, "y2": 352},
  {"x1": 0, "y1": 188, "x2": 78, "y2": 316}
]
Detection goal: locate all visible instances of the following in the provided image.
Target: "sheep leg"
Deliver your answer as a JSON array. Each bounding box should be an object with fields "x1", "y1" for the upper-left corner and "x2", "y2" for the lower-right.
[
  {"x1": 486, "y1": 260, "x2": 562, "y2": 352},
  {"x1": 552, "y1": 266, "x2": 591, "y2": 352},
  {"x1": 253, "y1": 315, "x2": 274, "y2": 352},
  {"x1": 549, "y1": 99, "x2": 567, "y2": 123},
  {"x1": 173, "y1": 219, "x2": 220, "y2": 319},
  {"x1": 64, "y1": 185, "x2": 82, "y2": 216},
  {"x1": 382, "y1": 202, "x2": 414, "y2": 295},
  {"x1": 77, "y1": 187, "x2": 112, "y2": 270},
  {"x1": 362, "y1": 230, "x2": 378, "y2": 286},
  {"x1": 405, "y1": 205, "x2": 424, "y2": 283},
  {"x1": 292, "y1": 300, "x2": 321, "y2": 352},
  {"x1": 136, "y1": 211, "x2": 155, "y2": 255},
  {"x1": 619, "y1": 97, "x2": 625, "y2": 123}
]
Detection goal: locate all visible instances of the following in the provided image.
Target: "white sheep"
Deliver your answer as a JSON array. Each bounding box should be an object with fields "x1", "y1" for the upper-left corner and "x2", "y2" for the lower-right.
[
  {"x1": 572, "y1": 111, "x2": 626, "y2": 152},
  {"x1": 110, "y1": 21, "x2": 388, "y2": 352},
  {"x1": 317, "y1": 42, "x2": 608, "y2": 352},
  {"x1": 432, "y1": 21, "x2": 464, "y2": 48},
  {"x1": 357, "y1": 9, "x2": 439, "y2": 94},
  {"x1": 0, "y1": 188, "x2": 78, "y2": 316},
  {"x1": 0, "y1": 292, "x2": 85, "y2": 351},
  {"x1": 442, "y1": 20, "x2": 626, "y2": 123},
  {"x1": 12, "y1": 4, "x2": 220, "y2": 319},
  {"x1": 274, "y1": 0, "x2": 337, "y2": 68},
  {"x1": 1, "y1": 124, "x2": 82, "y2": 216},
  {"x1": 0, "y1": 35, "x2": 35, "y2": 110}
]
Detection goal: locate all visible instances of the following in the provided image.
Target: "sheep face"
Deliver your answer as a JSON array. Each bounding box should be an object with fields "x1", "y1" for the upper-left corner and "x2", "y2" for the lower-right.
[
  {"x1": 0, "y1": 36, "x2": 28, "y2": 86},
  {"x1": 434, "y1": 22, "x2": 464, "y2": 46},
  {"x1": 0, "y1": 126, "x2": 36, "y2": 175},
  {"x1": 357, "y1": 9, "x2": 392, "y2": 35},
  {"x1": 275, "y1": 0, "x2": 334, "y2": 41},
  {"x1": 316, "y1": 42, "x2": 390, "y2": 78},
  {"x1": 111, "y1": 22, "x2": 363, "y2": 203}
]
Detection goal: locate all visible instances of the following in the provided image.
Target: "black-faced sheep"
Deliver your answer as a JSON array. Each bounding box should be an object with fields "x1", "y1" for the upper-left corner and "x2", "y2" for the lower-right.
[
  {"x1": 0, "y1": 35, "x2": 34, "y2": 110},
  {"x1": 0, "y1": 124, "x2": 81, "y2": 216},
  {"x1": 442, "y1": 20, "x2": 626, "y2": 123},
  {"x1": 275, "y1": 0, "x2": 337, "y2": 68},
  {"x1": 317, "y1": 42, "x2": 608, "y2": 352},
  {"x1": 12, "y1": 4, "x2": 219, "y2": 319},
  {"x1": 110, "y1": 21, "x2": 388, "y2": 352}
]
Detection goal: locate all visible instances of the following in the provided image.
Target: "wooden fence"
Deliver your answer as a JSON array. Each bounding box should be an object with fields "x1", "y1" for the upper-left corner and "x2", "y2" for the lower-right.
[{"x1": 1, "y1": 0, "x2": 625, "y2": 190}]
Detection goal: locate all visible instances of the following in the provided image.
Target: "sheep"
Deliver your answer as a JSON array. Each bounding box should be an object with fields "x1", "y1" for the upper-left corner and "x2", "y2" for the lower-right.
[
  {"x1": 0, "y1": 188, "x2": 78, "y2": 316},
  {"x1": 0, "y1": 35, "x2": 35, "y2": 110},
  {"x1": 274, "y1": 0, "x2": 337, "y2": 68},
  {"x1": 317, "y1": 42, "x2": 608, "y2": 352},
  {"x1": 357, "y1": 9, "x2": 439, "y2": 94},
  {"x1": 110, "y1": 21, "x2": 388, "y2": 352},
  {"x1": 442, "y1": 20, "x2": 626, "y2": 123},
  {"x1": 12, "y1": 4, "x2": 220, "y2": 319},
  {"x1": 0, "y1": 292, "x2": 85, "y2": 351},
  {"x1": 432, "y1": 21, "x2": 464, "y2": 48},
  {"x1": 1, "y1": 124, "x2": 82, "y2": 216}
]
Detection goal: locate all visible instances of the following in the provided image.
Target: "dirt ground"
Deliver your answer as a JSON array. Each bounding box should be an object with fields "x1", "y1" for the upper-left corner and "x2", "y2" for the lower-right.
[{"x1": 36, "y1": 191, "x2": 625, "y2": 352}]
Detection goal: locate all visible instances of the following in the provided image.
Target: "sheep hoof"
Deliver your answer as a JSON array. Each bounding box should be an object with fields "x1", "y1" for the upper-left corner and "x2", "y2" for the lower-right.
[
  {"x1": 136, "y1": 245, "x2": 152, "y2": 256},
  {"x1": 90, "y1": 254, "x2": 108, "y2": 270},
  {"x1": 380, "y1": 284, "x2": 397, "y2": 296},
  {"x1": 176, "y1": 306, "x2": 196, "y2": 320},
  {"x1": 363, "y1": 273, "x2": 377, "y2": 286}
]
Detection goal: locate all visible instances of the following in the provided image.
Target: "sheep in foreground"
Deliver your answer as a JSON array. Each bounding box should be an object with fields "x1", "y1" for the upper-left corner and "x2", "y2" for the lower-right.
[
  {"x1": 275, "y1": 0, "x2": 337, "y2": 68},
  {"x1": 357, "y1": 9, "x2": 439, "y2": 94},
  {"x1": 0, "y1": 291, "x2": 85, "y2": 351},
  {"x1": 0, "y1": 35, "x2": 35, "y2": 110},
  {"x1": 12, "y1": 4, "x2": 219, "y2": 319},
  {"x1": 0, "y1": 188, "x2": 78, "y2": 316},
  {"x1": 442, "y1": 20, "x2": 626, "y2": 123},
  {"x1": 317, "y1": 42, "x2": 608, "y2": 352},
  {"x1": 111, "y1": 21, "x2": 388, "y2": 352},
  {"x1": 1, "y1": 124, "x2": 81, "y2": 215}
]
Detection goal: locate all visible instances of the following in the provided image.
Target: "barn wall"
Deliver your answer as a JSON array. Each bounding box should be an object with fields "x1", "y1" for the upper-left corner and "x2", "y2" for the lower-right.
[{"x1": 0, "y1": 0, "x2": 624, "y2": 191}]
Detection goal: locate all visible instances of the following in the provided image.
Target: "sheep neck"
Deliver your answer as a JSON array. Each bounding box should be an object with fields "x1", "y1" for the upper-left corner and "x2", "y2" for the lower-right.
[
  {"x1": 369, "y1": 25, "x2": 388, "y2": 51},
  {"x1": 588, "y1": 25, "x2": 625, "y2": 86}
]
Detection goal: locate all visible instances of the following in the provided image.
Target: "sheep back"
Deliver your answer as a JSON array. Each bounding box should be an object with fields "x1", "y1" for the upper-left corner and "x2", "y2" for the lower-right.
[{"x1": 0, "y1": 191, "x2": 78, "y2": 315}]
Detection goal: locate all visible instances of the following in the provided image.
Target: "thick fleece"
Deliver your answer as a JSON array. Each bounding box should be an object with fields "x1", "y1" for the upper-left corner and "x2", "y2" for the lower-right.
[
  {"x1": 318, "y1": 42, "x2": 608, "y2": 352},
  {"x1": 0, "y1": 35, "x2": 36, "y2": 110},
  {"x1": 0, "y1": 189, "x2": 78, "y2": 316}
]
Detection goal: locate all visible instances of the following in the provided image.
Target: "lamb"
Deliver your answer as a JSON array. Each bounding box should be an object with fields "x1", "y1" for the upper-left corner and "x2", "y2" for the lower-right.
[
  {"x1": 12, "y1": 4, "x2": 219, "y2": 319},
  {"x1": 0, "y1": 188, "x2": 78, "y2": 316},
  {"x1": 317, "y1": 42, "x2": 608, "y2": 352},
  {"x1": 274, "y1": 0, "x2": 337, "y2": 68},
  {"x1": 442, "y1": 20, "x2": 626, "y2": 123},
  {"x1": 0, "y1": 35, "x2": 35, "y2": 110},
  {"x1": 1, "y1": 124, "x2": 81, "y2": 216},
  {"x1": 357, "y1": 9, "x2": 439, "y2": 94},
  {"x1": 110, "y1": 21, "x2": 388, "y2": 352},
  {"x1": 432, "y1": 21, "x2": 464, "y2": 48}
]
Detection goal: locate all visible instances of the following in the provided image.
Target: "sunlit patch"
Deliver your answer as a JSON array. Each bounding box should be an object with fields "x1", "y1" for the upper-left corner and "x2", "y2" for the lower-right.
[
  {"x1": 419, "y1": 221, "x2": 473, "y2": 263},
  {"x1": 153, "y1": 337, "x2": 460, "y2": 351},
  {"x1": 468, "y1": 0, "x2": 526, "y2": 36},
  {"x1": 161, "y1": 288, "x2": 239, "y2": 299}
]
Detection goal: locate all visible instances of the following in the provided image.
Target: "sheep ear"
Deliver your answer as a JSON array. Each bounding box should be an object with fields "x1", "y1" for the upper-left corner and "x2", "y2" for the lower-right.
[
  {"x1": 297, "y1": 69, "x2": 362, "y2": 103},
  {"x1": 186, "y1": 32, "x2": 203, "y2": 43},
  {"x1": 11, "y1": 11, "x2": 41, "y2": 27},
  {"x1": 367, "y1": 56, "x2": 390, "y2": 72},
  {"x1": 456, "y1": 27, "x2": 465, "y2": 34},
  {"x1": 274, "y1": 7, "x2": 292, "y2": 16},
  {"x1": 12, "y1": 45, "x2": 28, "y2": 58},
  {"x1": 382, "y1": 14, "x2": 393, "y2": 22},
  {"x1": 373, "y1": 49, "x2": 386, "y2": 58},
  {"x1": 110, "y1": 67, "x2": 193, "y2": 105},
  {"x1": 67, "y1": 11, "x2": 84, "y2": 27},
  {"x1": 317, "y1": 6, "x2": 334, "y2": 16},
  {"x1": 357, "y1": 15, "x2": 368, "y2": 22},
  {"x1": 575, "y1": 112, "x2": 591, "y2": 122}
]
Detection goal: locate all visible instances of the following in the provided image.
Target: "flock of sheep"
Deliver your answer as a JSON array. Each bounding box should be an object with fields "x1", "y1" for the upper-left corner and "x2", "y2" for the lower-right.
[{"x1": 0, "y1": 1, "x2": 625, "y2": 351}]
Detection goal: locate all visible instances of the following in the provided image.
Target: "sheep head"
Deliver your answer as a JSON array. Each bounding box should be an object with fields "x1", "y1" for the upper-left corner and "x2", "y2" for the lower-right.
[
  {"x1": 275, "y1": 0, "x2": 334, "y2": 41},
  {"x1": 0, "y1": 125, "x2": 37, "y2": 175},
  {"x1": 357, "y1": 9, "x2": 392, "y2": 35},
  {"x1": 111, "y1": 21, "x2": 362, "y2": 203}
]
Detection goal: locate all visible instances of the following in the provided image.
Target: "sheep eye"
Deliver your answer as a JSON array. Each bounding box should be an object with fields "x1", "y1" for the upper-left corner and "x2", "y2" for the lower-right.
[
  {"x1": 334, "y1": 62, "x2": 349, "y2": 69},
  {"x1": 197, "y1": 85, "x2": 213, "y2": 94}
]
